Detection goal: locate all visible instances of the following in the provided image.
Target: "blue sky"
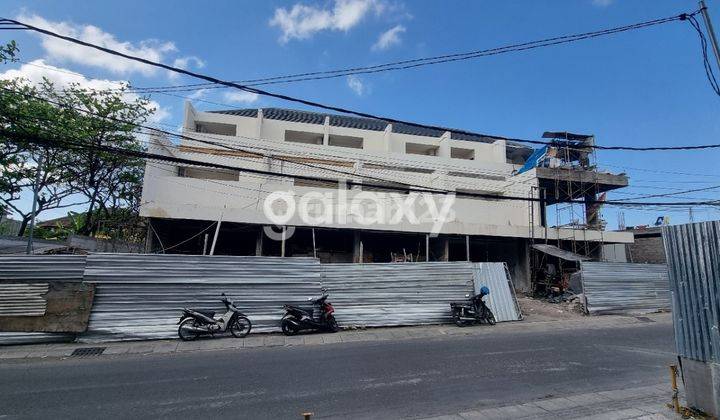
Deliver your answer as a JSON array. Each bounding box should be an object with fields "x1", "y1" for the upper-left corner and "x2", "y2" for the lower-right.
[{"x1": 1, "y1": 0, "x2": 719, "y2": 228}]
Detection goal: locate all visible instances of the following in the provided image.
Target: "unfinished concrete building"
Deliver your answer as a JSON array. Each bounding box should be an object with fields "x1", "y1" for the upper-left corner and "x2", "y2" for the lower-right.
[{"x1": 140, "y1": 103, "x2": 633, "y2": 291}]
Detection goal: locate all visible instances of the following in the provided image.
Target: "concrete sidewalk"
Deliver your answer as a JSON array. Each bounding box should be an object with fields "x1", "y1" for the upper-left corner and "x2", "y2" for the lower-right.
[
  {"x1": 0, "y1": 312, "x2": 672, "y2": 361},
  {"x1": 419, "y1": 383, "x2": 683, "y2": 420}
]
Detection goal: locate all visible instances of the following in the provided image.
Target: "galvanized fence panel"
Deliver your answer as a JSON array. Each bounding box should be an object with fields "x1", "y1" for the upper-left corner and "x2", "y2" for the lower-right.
[
  {"x1": 321, "y1": 262, "x2": 475, "y2": 327},
  {"x1": 82, "y1": 254, "x2": 323, "y2": 341},
  {"x1": 473, "y1": 263, "x2": 523, "y2": 322},
  {"x1": 0, "y1": 255, "x2": 87, "y2": 281},
  {"x1": 580, "y1": 261, "x2": 670, "y2": 315},
  {"x1": 0, "y1": 255, "x2": 86, "y2": 345},
  {"x1": 663, "y1": 221, "x2": 720, "y2": 363},
  {"x1": 0, "y1": 283, "x2": 49, "y2": 316}
]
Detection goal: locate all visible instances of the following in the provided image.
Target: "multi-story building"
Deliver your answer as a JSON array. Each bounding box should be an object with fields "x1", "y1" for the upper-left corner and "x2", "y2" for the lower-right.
[{"x1": 140, "y1": 102, "x2": 633, "y2": 290}]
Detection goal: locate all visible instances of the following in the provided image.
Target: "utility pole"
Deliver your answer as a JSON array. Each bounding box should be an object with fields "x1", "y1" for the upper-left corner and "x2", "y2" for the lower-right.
[
  {"x1": 26, "y1": 154, "x2": 43, "y2": 255},
  {"x1": 700, "y1": 0, "x2": 720, "y2": 70}
]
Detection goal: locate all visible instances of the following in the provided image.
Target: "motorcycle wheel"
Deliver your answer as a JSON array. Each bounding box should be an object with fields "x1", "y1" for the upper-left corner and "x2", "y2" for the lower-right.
[
  {"x1": 485, "y1": 310, "x2": 497, "y2": 326},
  {"x1": 178, "y1": 318, "x2": 200, "y2": 341},
  {"x1": 453, "y1": 313, "x2": 466, "y2": 327},
  {"x1": 326, "y1": 315, "x2": 340, "y2": 333},
  {"x1": 281, "y1": 319, "x2": 298, "y2": 336},
  {"x1": 230, "y1": 316, "x2": 252, "y2": 338}
]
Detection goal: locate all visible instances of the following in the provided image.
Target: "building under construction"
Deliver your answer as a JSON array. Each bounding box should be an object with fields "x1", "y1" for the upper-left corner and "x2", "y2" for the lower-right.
[{"x1": 140, "y1": 103, "x2": 633, "y2": 291}]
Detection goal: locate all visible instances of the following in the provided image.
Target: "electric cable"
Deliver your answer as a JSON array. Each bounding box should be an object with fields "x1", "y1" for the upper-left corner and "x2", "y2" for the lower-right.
[{"x1": 5, "y1": 13, "x2": 720, "y2": 152}]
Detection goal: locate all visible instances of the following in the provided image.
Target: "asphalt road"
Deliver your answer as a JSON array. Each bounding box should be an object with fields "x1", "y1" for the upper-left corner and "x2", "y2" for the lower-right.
[{"x1": 0, "y1": 321, "x2": 675, "y2": 419}]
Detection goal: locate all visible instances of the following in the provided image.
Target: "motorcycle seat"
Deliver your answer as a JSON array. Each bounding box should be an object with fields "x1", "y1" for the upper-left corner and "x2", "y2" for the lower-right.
[
  {"x1": 194, "y1": 310, "x2": 215, "y2": 318},
  {"x1": 450, "y1": 302, "x2": 471, "y2": 308}
]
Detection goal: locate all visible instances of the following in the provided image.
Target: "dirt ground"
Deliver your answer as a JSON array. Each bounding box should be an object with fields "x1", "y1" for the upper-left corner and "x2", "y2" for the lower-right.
[{"x1": 516, "y1": 294, "x2": 586, "y2": 322}]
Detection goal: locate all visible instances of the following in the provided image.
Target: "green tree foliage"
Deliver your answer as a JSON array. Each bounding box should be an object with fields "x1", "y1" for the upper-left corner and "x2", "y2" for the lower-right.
[
  {"x1": 0, "y1": 40, "x2": 18, "y2": 64},
  {"x1": 0, "y1": 41, "x2": 154, "y2": 240}
]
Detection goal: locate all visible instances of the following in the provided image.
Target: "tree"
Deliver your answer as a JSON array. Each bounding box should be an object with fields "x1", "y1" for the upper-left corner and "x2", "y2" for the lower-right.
[
  {"x1": 1, "y1": 42, "x2": 154, "y2": 239},
  {"x1": 0, "y1": 79, "x2": 80, "y2": 236},
  {"x1": 44, "y1": 83, "x2": 153, "y2": 236},
  {"x1": 0, "y1": 40, "x2": 18, "y2": 64}
]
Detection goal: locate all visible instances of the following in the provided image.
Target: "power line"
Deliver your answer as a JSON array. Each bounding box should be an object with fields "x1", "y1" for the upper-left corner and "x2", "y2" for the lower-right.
[
  {"x1": 4, "y1": 127, "x2": 720, "y2": 208},
  {"x1": 612, "y1": 184, "x2": 720, "y2": 201},
  {"x1": 6, "y1": 13, "x2": 720, "y2": 152},
  {"x1": 115, "y1": 13, "x2": 687, "y2": 93}
]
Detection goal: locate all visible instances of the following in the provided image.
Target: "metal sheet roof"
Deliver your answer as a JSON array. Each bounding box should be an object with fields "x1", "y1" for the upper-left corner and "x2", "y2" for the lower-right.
[
  {"x1": 209, "y1": 108, "x2": 532, "y2": 149},
  {"x1": 531, "y1": 244, "x2": 591, "y2": 262}
]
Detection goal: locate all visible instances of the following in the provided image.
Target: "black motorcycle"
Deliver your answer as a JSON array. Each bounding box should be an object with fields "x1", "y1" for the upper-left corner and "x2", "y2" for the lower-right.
[
  {"x1": 450, "y1": 286, "x2": 496, "y2": 327},
  {"x1": 281, "y1": 292, "x2": 339, "y2": 335},
  {"x1": 177, "y1": 293, "x2": 252, "y2": 340}
]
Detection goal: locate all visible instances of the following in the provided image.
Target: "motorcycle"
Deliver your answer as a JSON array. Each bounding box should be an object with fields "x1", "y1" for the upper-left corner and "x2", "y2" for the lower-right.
[
  {"x1": 280, "y1": 291, "x2": 339, "y2": 335},
  {"x1": 450, "y1": 286, "x2": 496, "y2": 326},
  {"x1": 177, "y1": 293, "x2": 252, "y2": 341}
]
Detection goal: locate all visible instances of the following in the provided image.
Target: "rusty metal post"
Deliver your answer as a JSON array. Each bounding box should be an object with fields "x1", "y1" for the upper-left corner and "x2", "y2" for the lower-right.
[{"x1": 670, "y1": 365, "x2": 680, "y2": 414}]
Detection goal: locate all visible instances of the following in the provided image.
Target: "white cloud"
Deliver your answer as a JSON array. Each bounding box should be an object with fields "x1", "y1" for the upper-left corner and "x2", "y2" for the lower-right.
[
  {"x1": 173, "y1": 56, "x2": 205, "y2": 70},
  {"x1": 270, "y1": 0, "x2": 386, "y2": 43},
  {"x1": 168, "y1": 56, "x2": 206, "y2": 80},
  {"x1": 223, "y1": 90, "x2": 259, "y2": 104},
  {"x1": 591, "y1": 0, "x2": 614, "y2": 6},
  {"x1": 17, "y1": 13, "x2": 178, "y2": 76},
  {"x1": 187, "y1": 88, "x2": 208, "y2": 100},
  {"x1": 0, "y1": 60, "x2": 170, "y2": 122},
  {"x1": 346, "y1": 75, "x2": 365, "y2": 96},
  {"x1": 372, "y1": 24, "x2": 405, "y2": 51}
]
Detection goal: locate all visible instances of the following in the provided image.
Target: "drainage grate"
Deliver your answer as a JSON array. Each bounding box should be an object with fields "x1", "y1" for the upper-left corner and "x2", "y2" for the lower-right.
[
  {"x1": 635, "y1": 316, "x2": 654, "y2": 323},
  {"x1": 71, "y1": 347, "x2": 106, "y2": 357}
]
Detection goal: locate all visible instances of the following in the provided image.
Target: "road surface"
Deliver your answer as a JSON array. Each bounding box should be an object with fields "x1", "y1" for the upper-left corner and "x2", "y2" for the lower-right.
[{"x1": 0, "y1": 320, "x2": 675, "y2": 419}]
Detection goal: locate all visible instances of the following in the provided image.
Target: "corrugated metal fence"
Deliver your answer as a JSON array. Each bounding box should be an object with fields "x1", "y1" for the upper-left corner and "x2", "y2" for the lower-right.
[
  {"x1": 323, "y1": 262, "x2": 473, "y2": 327},
  {"x1": 0, "y1": 255, "x2": 86, "y2": 281},
  {"x1": 2, "y1": 255, "x2": 522, "y2": 344},
  {"x1": 580, "y1": 261, "x2": 670, "y2": 315},
  {"x1": 473, "y1": 263, "x2": 523, "y2": 322},
  {"x1": 82, "y1": 254, "x2": 322, "y2": 340},
  {"x1": 0, "y1": 255, "x2": 86, "y2": 345},
  {"x1": 663, "y1": 221, "x2": 720, "y2": 363}
]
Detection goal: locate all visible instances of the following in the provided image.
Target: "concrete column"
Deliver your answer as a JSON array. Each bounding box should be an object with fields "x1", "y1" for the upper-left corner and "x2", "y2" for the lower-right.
[
  {"x1": 585, "y1": 192, "x2": 599, "y2": 229},
  {"x1": 255, "y1": 108, "x2": 264, "y2": 139},
  {"x1": 353, "y1": 231, "x2": 363, "y2": 263},
  {"x1": 351, "y1": 161, "x2": 363, "y2": 190},
  {"x1": 383, "y1": 124, "x2": 393, "y2": 152},
  {"x1": 255, "y1": 229, "x2": 263, "y2": 256},
  {"x1": 144, "y1": 218, "x2": 155, "y2": 253},
  {"x1": 323, "y1": 116, "x2": 330, "y2": 145},
  {"x1": 280, "y1": 226, "x2": 286, "y2": 257},
  {"x1": 513, "y1": 239, "x2": 532, "y2": 292},
  {"x1": 439, "y1": 131, "x2": 451, "y2": 158}
]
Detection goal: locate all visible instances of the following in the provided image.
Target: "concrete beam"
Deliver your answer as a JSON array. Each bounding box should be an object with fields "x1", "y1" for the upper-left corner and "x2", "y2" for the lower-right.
[{"x1": 535, "y1": 167, "x2": 629, "y2": 188}]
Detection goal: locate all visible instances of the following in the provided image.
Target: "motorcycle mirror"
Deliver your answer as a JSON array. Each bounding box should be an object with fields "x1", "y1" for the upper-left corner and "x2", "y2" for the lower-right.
[
  {"x1": 221, "y1": 293, "x2": 226, "y2": 297},
  {"x1": 465, "y1": 294, "x2": 470, "y2": 298},
  {"x1": 321, "y1": 287, "x2": 328, "y2": 292}
]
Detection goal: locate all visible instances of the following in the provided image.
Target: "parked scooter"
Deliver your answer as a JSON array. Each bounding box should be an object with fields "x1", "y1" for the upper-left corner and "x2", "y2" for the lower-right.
[
  {"x1": 450, "y1": 286, "x2": 496, "y2": 326},
  {"x1": 281, "y1": 290, "x2": 339, "y2": 335},
  {"x1": 177, "y1": 293, "x2": 252, "y2": 341}
]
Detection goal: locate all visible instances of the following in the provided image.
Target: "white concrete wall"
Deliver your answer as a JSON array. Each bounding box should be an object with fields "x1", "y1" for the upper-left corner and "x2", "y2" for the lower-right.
[{"x1": 139, "y1": 103, "x2": 634, "y2": 244}]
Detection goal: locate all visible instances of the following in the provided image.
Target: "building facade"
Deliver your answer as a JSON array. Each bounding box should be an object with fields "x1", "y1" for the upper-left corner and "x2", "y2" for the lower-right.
[{"x1": 140, "y1": 103, "x2": 633, "y2": 290}]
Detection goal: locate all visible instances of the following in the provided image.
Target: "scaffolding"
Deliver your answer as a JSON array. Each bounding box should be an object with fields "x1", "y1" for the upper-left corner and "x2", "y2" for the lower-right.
[{"x1": 527, "y1": 132, "x2": 608, "y2": 295}]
